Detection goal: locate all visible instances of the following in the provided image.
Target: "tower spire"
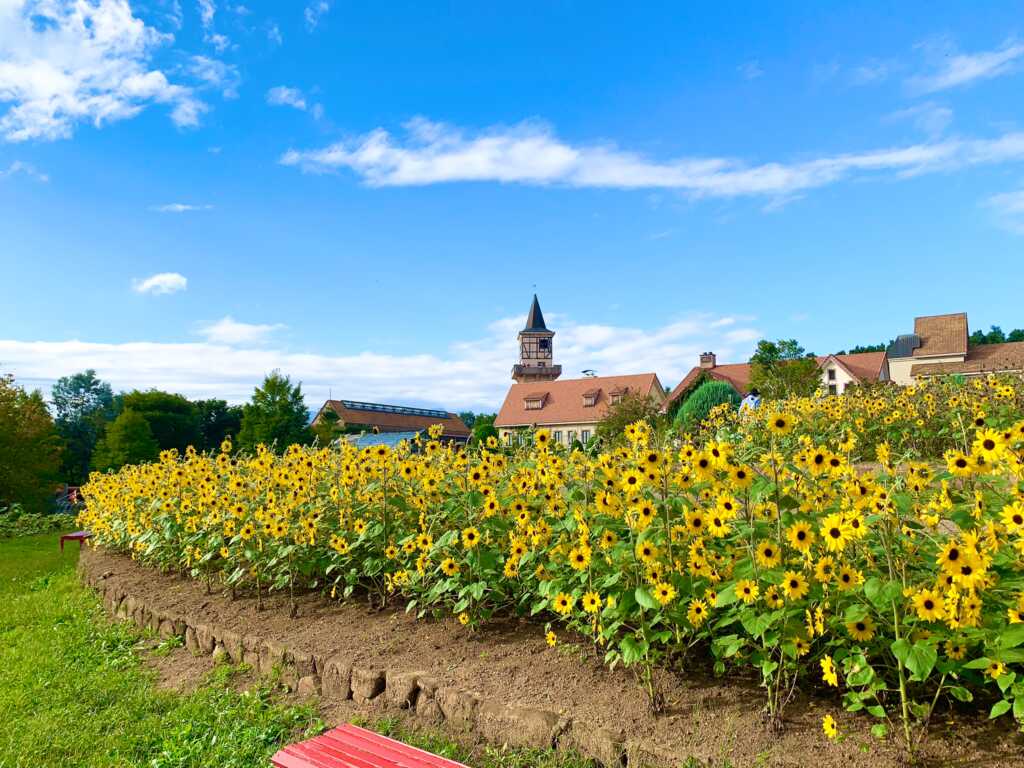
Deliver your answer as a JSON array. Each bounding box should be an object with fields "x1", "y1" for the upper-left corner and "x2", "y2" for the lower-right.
[{"x1": 512, "y1": 294, "x2": 561, "y2": 383}]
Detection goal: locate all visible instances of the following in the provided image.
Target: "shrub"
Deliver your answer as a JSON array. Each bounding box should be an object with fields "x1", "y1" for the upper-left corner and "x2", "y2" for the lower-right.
[{"x1": 673, "y1": 379, "x2": 740, "y2": 431}]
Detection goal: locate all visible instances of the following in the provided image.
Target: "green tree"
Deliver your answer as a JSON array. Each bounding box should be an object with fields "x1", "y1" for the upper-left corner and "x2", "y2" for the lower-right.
[
  {"x1": 122, "y1": 390, "x2": 201, "y2": 453},
  {"x1": 194, "y1": 399, "x2": 243, "y2": 452},
  {"x1": 673, "y1": 379, "x2": 741, "y2": 431},
  {"x1": 311, "y1": 407, "x2": 346, "y2": 446},
  {"x1": 0, "y1": 374, "x2": 62, "y2": 513},
  {"x1": 471, "y1": 414, "x2": 498, "y2": 444},
  {"x1": 594, "y1": 391, "x2": 667, "y2": 445},
  {"x1": 237, "y1": 371, "x2": 312, "y2": 453},
  {"x1": 91, "y1": 410, "x2": 160, "y2": 472},
  {"x1": 970, "y1": 325, "x2": 1024, "y2": 345},
  {"x1": 458, "y1": 411, "x2": 477, "y2": 429},
  {"x1": 51, "y1": 369, "x2": 116, "y2": 485},
  {"x1": 748, "y1": 339, "x2": 821, "y2": 400}
]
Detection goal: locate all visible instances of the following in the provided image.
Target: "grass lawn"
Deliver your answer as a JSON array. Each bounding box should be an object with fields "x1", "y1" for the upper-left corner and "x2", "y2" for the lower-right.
[{"x1": 0, "y1": 535, "x2": 596, "y2": 768}]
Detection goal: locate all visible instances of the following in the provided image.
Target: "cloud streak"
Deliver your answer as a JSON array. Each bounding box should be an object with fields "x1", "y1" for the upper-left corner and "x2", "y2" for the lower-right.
[
  {"x1": 150, "y1": 203, "x2": 213, "y2": 212},
  {"x1": 0, "y1": 312, "x2": 760, "y2": 410},
  {"x1": 0, "y1": 160, "x2": 48, "y2": 181},
  {"x1": 908, "y1": 41, "x2": 1024, "y2": 93},
  {"x1": 280, "y1": 116, "x2": 1024, "y2": 199},
  {"x1": 198, "y1": 316, "x2": 285, "y2": 344},
  {"x1": 132, "y1": 272, "x2": 188, "y2": 294},
  {"x1": 266, "y1": 86, "x2": 307, "y2": 111}
]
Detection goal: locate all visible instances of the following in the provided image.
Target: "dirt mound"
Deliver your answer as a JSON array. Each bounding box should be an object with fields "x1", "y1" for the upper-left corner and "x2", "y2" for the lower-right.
[{"x1": 81, "y1": 546, "x2": 1024, "y2": 768}]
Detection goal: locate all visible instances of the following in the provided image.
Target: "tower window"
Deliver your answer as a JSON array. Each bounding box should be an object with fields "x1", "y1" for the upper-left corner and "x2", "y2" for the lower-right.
[{"x1": 539, "y1": 339, "x2": 550, "y2": 350}]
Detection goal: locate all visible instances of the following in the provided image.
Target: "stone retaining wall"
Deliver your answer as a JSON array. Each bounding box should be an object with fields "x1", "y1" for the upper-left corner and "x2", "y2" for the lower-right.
[{"x1": 78, "y1": 550, "x2": 657, "y2": 768}]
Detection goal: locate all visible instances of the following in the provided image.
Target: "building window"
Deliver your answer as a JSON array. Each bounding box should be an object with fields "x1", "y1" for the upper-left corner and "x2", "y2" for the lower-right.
[
  {"x1": 827, "y1": 368, "x2": 836, "y2": 381},
  {"x1": 828, "y1": 384, "x2": 837, "y2": 395},
  {"x1": 553, "y1": 430, "x2": 563, "y2": 444},
  {"x1": 582, "y1": 389, "x2": 599, "y2": 407},
  {"x1": 538, "y1": 339, "x2": 550, "y2": 350},
  {"x1": 581, "y1": 429, "x2": 590, "y2": 444},
  {"x1": 524, "y1": 397, "x2": 544, "y2": 410},
  {"x1": 568, "y1": 430, "x2": 577, "y2": 444},
  {"x1": 504, "y1": 432, "x2": 512, "y2": 445}
]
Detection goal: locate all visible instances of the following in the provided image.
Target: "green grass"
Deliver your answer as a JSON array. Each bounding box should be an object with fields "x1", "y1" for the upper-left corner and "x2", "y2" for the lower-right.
[
  {"x1": 0, "y1": 534, "x2": 322, "y2": 768},
  {"x1": 0, "y1": 535, "x2": 599, "y2": 768}
]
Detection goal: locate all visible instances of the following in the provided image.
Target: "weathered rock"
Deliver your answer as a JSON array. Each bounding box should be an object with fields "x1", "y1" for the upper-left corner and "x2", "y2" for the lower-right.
[
  {"x1": 242, "y1": 635, "x2": 262, "y2": 669},
  {"x1": 351, "y1": 666, "x2": 385, "y2": 703},
  {"x1": 211, "y1": 642, "x2": 228, "y2": 663},
  {"x1": 259, "y1": 639, "x2": 287, "y2": 677},
  {"x1": 560, "y1": 719, "x2": 624, "y2": 767},
  {"x1": 297, "y1": 675, "x2": 321, "y2": 698},
  {"x1": 194, "y1": 623, "x2": 216, "y2": 655},
  {"x1": 625, "y1": 739, "x2": 685, "y2": 768},
  {"x1": 385, "y1": 670, "x2": 423, "y2": 708},
  {"x1": 475, "y1": 700, "x2": 563, "y2": 750},
  {"x1": 436, "y1": 688, "x2": 480, "y2": 729},
  {"x1": 157, "y1": 618, "x2": 176, "y2": 639},
  {"x1": 184, "y1": 626, "x2": 199, "y2": 653},
  {"x1": 287, "y1": 649, "x2": 316, "y2": 678},
  {"x1": 217, "y1": 629, "x2": 243, "y2": 663},
  {"x1": 415, "y1": 676, "x2": 443, "y2": 723},
  {"x1": 322, "y1": 656, "x2": 352, "y2": 700}
]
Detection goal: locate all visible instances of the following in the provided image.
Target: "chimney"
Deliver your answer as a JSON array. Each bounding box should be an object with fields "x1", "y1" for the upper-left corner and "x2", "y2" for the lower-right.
[{"x1": 699, "y1": 351, "x2": 716, "y2": 369}]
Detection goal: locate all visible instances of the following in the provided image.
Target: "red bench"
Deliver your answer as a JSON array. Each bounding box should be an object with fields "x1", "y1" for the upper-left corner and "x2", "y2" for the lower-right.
[
  {"x1": 60, "y1": 530, "x2": 92, "y2": 552},
  {"x1": 271, "y1": 724, "x2": 470, "y2": 768}
]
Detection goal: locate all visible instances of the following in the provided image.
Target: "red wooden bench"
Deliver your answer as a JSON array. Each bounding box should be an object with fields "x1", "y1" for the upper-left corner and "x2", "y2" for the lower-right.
[
  {"x1": 60, "y1": 530, "x2": 91, "y2": 552},
  {"x1": 271, "y1": 724, "x2": 470, "y2": 768}
]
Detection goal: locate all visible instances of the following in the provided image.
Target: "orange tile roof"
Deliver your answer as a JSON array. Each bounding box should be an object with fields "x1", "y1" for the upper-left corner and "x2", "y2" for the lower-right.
[
  {"x1": 665, "y1": 351, "x2": 887, "y2": 407},
  {"x1": 912, "y1": 313, "x2": 968, "y2": 357},
  {"x1": 318, "y1": 400, "x2": 470, "y2": 437},
  {"x1": 910, "y1": 341, "x2": 1024, "y2": 377},
  {"x1": 494, "y1": 373, "x2": 666, "y2": 427}
]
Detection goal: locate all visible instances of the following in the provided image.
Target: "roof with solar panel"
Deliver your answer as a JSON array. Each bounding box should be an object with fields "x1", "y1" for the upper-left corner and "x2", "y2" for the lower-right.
[{"x1": 313, "y1": 398, "x2": 471, "y2": 438}]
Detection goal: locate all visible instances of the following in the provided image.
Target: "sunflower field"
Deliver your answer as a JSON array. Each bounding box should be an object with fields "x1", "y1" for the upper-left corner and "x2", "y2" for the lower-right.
[{"x1": 79, "y1": 375, "x2": 1024, "y2": 757}]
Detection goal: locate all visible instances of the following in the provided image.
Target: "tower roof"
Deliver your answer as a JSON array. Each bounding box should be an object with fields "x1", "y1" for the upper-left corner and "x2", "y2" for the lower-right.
[{"x1": 523, "y1": 294, "x2": 548, "y2": 332}]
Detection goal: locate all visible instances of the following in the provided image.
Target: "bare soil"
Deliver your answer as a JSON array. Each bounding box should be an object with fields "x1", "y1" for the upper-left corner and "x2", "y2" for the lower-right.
[{"x1": 87, "y1": 547, "x2": 1024, "y2": 768}]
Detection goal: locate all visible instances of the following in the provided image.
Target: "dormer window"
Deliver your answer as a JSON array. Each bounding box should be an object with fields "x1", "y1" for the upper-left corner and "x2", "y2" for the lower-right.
[
  {"x1": 609, "y1": 387, "x2": 628, "y2": 405},
  {"x1": 582, "y1": 389, "x2": 600, "y2": 407},
  {"x1": 524, "y1": 392, "x2": 547, "y2": 410}
]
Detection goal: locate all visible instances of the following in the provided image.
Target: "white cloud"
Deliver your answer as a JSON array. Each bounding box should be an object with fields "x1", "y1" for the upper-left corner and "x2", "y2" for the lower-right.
[
  {"x1": 266, "y1": 86, "x2": 307, "y2": 110},
  {"x1": 196, "y1": 0, "x2": 231, "y2": 52},
  {"x1": 885, "y1": 102, "x2": 953, "y2": 138},
  {"x1": 304, "y1": 1, "x2": 329, "y2": 31},
  {"x1": 908, "y1": 41, "x2": 1024, "y2": 93},
  {"x1": 198, "y1": 0, "x2": 216, "y2": 28},
  {"x1": 986, "y1": 188, "x2": 1024, "y2": 234},
  {"x1": 198, "y1": 316, "x2": 285, "y2": 345},
  {"x1": 0, "y1": 311, "x2": 762, "y2": 410},
  {"x1": 131, "y1": 272, "x2": 188, "y2": 294},
  {"x1": 190, "y1": 55, "x2": 240, "y2": 98},
  {"x1": 266, "y1": 22, "x2": 282, "y2": 46},
  {"x1": 280, "y1": 116, "x2": 1024, "y2": 199},
  {"x1": 149, "y1": 202, "x2": 213, "y2": 212},
  {"x1": 738, "y1": 60, "x2": 763, "y2": 80},
  {"x1": 0, "y1": 0, "x2": 206, "y2": 141},
  {"x1": 0, "y1": 160, "x2": 48, "y2": 181}
]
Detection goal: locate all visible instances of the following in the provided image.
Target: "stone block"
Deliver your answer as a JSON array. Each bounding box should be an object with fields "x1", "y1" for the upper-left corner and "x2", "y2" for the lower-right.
[
  {"x1": 475, "y1": 700, "x2": 562, "y2": 750},
  {"x1": 560, "y1": 719, "x2": 624, "y2": 767},
  {"x1": 297, "y1": 675, "x2": 321, "y2": 698},
  {"x1": 351, "y1": 666, "x2": 385, "y2": 703},
  {"x1": 322, "y1": 656, "x2": 352, "y2": 700},
  {"x1": 436, "y1": 688, "x2": 479, "y2": 729},
  {"x1": 194, "y1": 624, "x2": 216, "y2": 655},
  {"x1": 217, "y1": 629, "x2": 243, "y2": 663},
  {"x1": 287, "y1": 649, "x2": 316, "y2": 678},
  {"x1": 385, "y1": 670, "x2": 423, "y2": 709},
  {"x1": 184, "y1": 626, "x2": 199, "y2": 653}
]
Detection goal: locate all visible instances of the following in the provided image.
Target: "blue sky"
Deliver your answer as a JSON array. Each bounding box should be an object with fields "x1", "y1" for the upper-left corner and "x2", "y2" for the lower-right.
[{"x1": 2, "y1": 0, "x2": 1024, "y2": 410}]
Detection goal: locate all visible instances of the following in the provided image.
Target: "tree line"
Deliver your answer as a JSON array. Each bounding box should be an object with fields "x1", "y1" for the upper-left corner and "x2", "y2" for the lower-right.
[{"x1": 0, "y1": 370, "x2": 313, "y2": 514}]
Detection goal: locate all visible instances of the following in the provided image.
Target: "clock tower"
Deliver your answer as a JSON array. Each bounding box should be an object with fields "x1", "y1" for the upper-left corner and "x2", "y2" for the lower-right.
[{"x1": 512, "y1": 294, "x2": 562, "y2": 383}]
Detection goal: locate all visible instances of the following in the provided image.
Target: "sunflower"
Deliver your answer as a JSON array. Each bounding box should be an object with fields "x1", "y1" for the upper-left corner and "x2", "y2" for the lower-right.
[
  {"x1": 440, "y1": 557, "x2": 460, "y2": 576},
  {"x1": 986, "y1": 661, "x2": 1007, "y2": 680},
  {"x1": 1001, "y1": 502, "x2": 1024, "y2": 534},
  {"x1": 461, "y1": 526, "x2": 481, "y2": 549},
  {"x1": 735, "y1": 578, "x2": 759, "y2": 604},
  {"x1": 973, "y1": 428, "x2": 1005, "y2": 463},
  {"x1": 786, "y1": 521, "x2": 815, "y2": 552},
  {"x1": 552, "y1": 592, "x2": 573, "y2": 615},
  {"x1": 820, "y1": 654, "x2": 839, "y2": 687},
  {"x1": 582, "y1": 591, "x2": 602, "y2": 613},
  {"x1": 944, "y1": 638, "x2": 968, "y2": 660},
  {"x1": 767, "y1": 412, "x2": 793, "y2": 435},
  {"x1": 822, "y1": 714, "x2": 839, "y2": 741},
  {"x1": 535, "y1": 429, "x2": 551, "y2": 448},
  {"x1": 912, "y1": 588, "x2": 944, "y2": 621},
  {"x1": 836, "y1": 565, "x2": 862, "y2": 591},
  {"x1": 755, "y1": 541, "x2": 781, "y2": 568},
  {"x1": 687, "y1": 598, "x2": 709, "y2": 627},
  {"x1": 937, "y1": 540, "x2": 965, "y2": 576},
  {"x1": 846, "y1": 615, "x2": 876, "y2": 642},
  {"x1": 569, "y1": 545, "x2": 592, "y2": 571},
  {"x1": 819, "y1": 513, "x2": 852, "y2": 553},
  {"x1": 545, "y1": 630, "x2": 557, "y2": 647},
  {"x1": 782, "y1": 570, "x2": 810, "y2": 601},
  {"x1": 654, "y1": 581, "x2": 676, "y2": 606}
]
